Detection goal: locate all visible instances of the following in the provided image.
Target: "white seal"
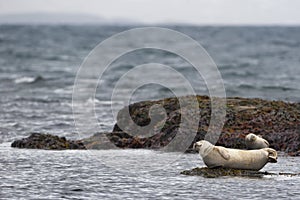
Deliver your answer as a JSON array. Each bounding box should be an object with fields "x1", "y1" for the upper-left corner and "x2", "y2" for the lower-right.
[
  {"x1": 193, "y1": 140, "x2": 277, "y2": 171},
  {"x1": 245, "y1": 133, "x2": 269, "y2": 150}
]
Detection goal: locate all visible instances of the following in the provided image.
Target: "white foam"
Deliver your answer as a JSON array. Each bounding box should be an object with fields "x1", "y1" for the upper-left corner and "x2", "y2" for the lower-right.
[{"x1": 14, "y1": 76, "x2": 36, "y2": 84}]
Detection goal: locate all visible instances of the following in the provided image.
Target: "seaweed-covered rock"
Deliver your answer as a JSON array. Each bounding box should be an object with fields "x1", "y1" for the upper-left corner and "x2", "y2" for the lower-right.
[
  {"x1": 11, "y1": 133, "x2": 85, "y2": 150},
  {"x1": 180, "y1": 167, "x2": 299, "y2": 178},
  {"x1": 113, "y1": 95, "x2": 300, "y2": 154}
]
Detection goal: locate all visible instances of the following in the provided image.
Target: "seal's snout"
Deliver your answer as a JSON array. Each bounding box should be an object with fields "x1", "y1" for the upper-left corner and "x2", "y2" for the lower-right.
[
  {"x1": 193, "y1": 143, "x2": 197, "y2": 150},
  {"x1": 249, "y1": 134, "x2": 256, "y2": 142},
  {"x1": 193, "y1": 142, "x2": 201, "y2": 151}
]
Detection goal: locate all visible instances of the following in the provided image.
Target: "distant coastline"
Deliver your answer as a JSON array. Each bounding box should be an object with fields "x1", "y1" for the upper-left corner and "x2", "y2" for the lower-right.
[
  {"x1": 0, "y1": 13, "x2": 139, "y2": 25},
  {"x1": 1, "y1": 13, "x2": 300, "y2": 27}
]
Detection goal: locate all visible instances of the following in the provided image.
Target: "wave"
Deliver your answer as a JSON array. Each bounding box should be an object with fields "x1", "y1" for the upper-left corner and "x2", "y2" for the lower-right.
[
  {"x1": 223, "y1": 70, "x2": 256, "y2": 77},
  {"x1": 238, "y1": 84, "x2": 256, "y2": 89},
  {"x1": 271, "y1": 39, "x2": 300, "y2": 48},
  {"x1": 14, "y1": 75, "x2": 44, "y2": 84},
  {"x1": 262, "y1": 86, "x2": 296, "y2": 91},
  {"x1": 237, "y1": 84, "x2": 297, "y2": 92},
  {"x1": 14, "y1": 96, "x2": 60, "y2": 103},
  {"x1": 54, "y1": 86, "x2": 73, "y2": 94}
]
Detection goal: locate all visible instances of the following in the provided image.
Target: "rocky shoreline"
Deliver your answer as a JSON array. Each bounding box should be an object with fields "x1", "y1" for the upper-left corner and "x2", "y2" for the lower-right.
[{"x1": 11, "y1": 95, "x2": 300, "y2": 156}]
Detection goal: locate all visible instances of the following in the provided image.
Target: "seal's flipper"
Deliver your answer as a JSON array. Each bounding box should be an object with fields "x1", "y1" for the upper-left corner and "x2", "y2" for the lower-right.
[
  {"x1": 264, "y1": 139, "x2": 270, "y2": 147},
  {"x1": 266, "y1": 148, "x2": 278, "y2": 163},
  {"x1": 215, "y1": 147, "x2": 230, "y2": 160}
]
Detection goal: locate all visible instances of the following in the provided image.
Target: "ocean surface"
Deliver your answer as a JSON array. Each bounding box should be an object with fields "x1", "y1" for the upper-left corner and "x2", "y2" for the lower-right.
[{"x1": 0, "y1": 25, "x2": 300, "y2": 199}]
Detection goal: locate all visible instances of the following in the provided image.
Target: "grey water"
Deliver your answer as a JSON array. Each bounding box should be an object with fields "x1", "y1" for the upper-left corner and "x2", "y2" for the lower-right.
[
  {"x1": 1, "y1": 143, "x2": 300, "y2": 199},
  {"x1": 0, "y1": 25, "x2": 300, "y2": 199}
]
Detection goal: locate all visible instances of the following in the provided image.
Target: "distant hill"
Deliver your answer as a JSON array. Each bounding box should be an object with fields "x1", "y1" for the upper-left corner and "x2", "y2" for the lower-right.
[{"x1": 0, "y1": 13, "x2": 138, "y2": 25}]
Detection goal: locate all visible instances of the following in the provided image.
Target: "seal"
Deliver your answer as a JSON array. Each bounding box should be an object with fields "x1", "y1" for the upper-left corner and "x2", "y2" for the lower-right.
[
  {"x1": 245, "y1": 133, "x2": 269, "y2": 150},
  {"x1": 193, "y1": 140, "x2": 277, "y2": 171}
]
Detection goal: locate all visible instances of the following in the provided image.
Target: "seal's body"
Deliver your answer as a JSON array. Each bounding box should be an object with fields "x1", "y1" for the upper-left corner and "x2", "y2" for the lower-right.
[{"x1": 194, "y1": 140, "x2": 277, "y2": 171}]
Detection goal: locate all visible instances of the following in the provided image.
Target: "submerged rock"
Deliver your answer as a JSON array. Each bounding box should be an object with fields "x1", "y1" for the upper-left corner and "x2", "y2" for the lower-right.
[
  {"x1": 180, "y1": 167, "x2": 299, "y2": 178},
  {"x1": 11, "y1": 133, "x2": 85, "y2": 150}
]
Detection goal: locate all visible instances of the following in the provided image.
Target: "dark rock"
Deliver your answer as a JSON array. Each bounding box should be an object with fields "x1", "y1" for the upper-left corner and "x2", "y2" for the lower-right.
[
  {"x1": 11, "y1": 133, "x2": 86, "y2": 150},
  {"x1": 113, "y1": 95, "x2": 300, "y2": 154},
  {"x1": 11, "y1": 95, "x2": 300, "y2": 155},
  {"x1": 180, "y1": 167, "x2": 299, "y2": 178}
]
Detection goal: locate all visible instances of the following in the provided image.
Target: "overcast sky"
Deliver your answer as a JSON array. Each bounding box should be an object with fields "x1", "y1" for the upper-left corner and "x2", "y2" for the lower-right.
[{"x1": 0, "y1": 0, "x2": 300, "y2": 25}]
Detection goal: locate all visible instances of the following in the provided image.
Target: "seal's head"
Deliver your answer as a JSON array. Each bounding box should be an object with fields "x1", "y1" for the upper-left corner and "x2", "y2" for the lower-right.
[
  {"x1": 193, "y1": 140, "x2": 214, "y2": 157},
  {"x1": 193, "y1": 140, "x2": 203, "y2": 151},
  {"x1": 246, "y1": 133, "x2": 257, "y2": 142}
]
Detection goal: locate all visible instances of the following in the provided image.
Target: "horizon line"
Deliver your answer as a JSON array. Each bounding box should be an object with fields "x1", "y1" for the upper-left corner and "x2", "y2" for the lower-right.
[{"x1": 0, "y1": 12, "x2": 300, "y2": 26}]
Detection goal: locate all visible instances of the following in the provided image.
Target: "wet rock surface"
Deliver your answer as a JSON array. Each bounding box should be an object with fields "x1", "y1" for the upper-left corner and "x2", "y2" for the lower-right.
[
  {"x1": 180, "y1": 167, "x2": 300, "y2": 178},
  {"x1": 11, "y1": 95, "x2": 300, "y2": 155},
  {"x1": 11, "y1": 133, "x2": 86, "y2": 150}
]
